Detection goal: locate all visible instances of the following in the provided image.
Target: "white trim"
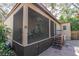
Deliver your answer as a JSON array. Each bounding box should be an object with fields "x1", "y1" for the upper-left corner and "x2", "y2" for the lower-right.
[
  {"x1": 22, "y1": 4, "x2": 28, "y2": 46},
  {"x1": 27, "y1": 35, "x2": 59, "y2": 46},
  {"x1": 12, "y1": 40, "x2": 24, "y2": 47},
  {"x1": 12, "y1": 34, "x2": 60, "y2": 47},
  {"x1": 27, "y1": 37, "x2": 51, "y2": 46},
  {"x1": 49, "y1": 19, "x2": 51, "y2": 38}
]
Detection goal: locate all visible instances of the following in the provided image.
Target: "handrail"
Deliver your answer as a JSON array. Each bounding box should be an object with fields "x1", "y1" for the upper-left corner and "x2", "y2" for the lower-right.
[
  {"x1": 52, "y1": 34, "x2": 64, "y2": 46},
  {"x1": 51, "y1": 34, "x2": 64, "y2": 38}
]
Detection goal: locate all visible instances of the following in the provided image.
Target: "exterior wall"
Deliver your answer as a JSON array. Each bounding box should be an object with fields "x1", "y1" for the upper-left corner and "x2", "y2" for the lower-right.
[
  {"x1": 4, "y1": 4, "x2": 26, "y2": 46},
  {"x1": 27, "y1": 4, "x2": 59, "y2": 24},
  {"x1": 4, "y1": 15, "x2": 13, "y2": 46},
  {"x1": 56, "y1": 23, "x2": 61, "y2": 35},
  {"x1": 4, "y1": 3, "x2": 61, "y2": 56},
  {"x1": 61, "y1": 23, "x2": 71, "y2": 40},
  {"x1": 13, "y1": 38, "x2": 53, "y2": 56},
  {"x1": 25, "y1": 3, "x2": 60, "y2": 46}
]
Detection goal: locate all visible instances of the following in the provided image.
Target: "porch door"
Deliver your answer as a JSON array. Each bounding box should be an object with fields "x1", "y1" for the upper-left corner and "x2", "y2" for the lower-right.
[{"x1": 13, "y1": 7, "x2": 23, "y2": 44}]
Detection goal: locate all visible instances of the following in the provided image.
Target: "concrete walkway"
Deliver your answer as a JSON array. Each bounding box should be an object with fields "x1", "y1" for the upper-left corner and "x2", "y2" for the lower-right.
[{"x1": 39, "y1": 40, "x2": 79, "y2": 56}]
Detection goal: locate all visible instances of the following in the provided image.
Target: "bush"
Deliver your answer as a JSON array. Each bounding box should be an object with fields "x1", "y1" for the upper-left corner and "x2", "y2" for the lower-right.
[
  {"x1": 0, "y1": 42, "x2": 16, "y2": 56},
  {"x1": 0, "y1": 25, "x2": 16, "y2": 56}
]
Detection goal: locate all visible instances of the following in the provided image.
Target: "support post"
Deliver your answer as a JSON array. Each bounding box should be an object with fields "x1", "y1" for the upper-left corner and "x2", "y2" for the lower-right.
[
  {"x1": 22, "y1": 4, "x2": 28, "y2": 46},
  {"x1": 49, "y1": 20, "x2": 51, "y2": 38}
]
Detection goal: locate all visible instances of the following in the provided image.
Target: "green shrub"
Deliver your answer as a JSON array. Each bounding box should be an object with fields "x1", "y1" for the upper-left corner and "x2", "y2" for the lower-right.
[{"x1": 0, "y1": 25, "x2": 16, "y2": 56}]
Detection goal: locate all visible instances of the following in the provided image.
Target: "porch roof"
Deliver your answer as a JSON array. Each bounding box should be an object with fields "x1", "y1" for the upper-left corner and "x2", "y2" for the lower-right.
[{"x1": 6, "y1": 3, "x2": 60, "y2": 24}]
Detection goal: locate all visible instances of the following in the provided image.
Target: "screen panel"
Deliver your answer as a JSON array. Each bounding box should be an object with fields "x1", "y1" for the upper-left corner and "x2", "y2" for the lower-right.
[
  {"x1": 28, "y1": 8, "x2": 49, "y2": 44},
  {"x1": 50, "y1": 20, "x2": 54, "y2": 36},
  {"x1": 13, "y1": 7, "x2": 23, "y2": 44}
]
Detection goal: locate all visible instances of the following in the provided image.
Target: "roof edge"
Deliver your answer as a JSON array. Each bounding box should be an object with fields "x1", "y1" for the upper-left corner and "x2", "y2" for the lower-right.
[
  {"x1": 6, "y1": 3, "x2": 21, "y2": 19},
  {"x1": 5, "y1": 3, "x2": 60, "y2": 24},
  {"x1": 33, "y1": 3, "x2": 60, "y2": 24}
]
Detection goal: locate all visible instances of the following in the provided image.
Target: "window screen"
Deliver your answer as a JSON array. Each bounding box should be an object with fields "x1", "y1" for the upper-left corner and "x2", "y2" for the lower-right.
[
  {"x1": 51, "y1": 21, "x2": 54, "y2": 36},
  {"x1": 13, "y1": 7, "x2": 23, "y2": 44},
  {"x1": 28, "y1": 8, "x2": 49, "y2": 44}
]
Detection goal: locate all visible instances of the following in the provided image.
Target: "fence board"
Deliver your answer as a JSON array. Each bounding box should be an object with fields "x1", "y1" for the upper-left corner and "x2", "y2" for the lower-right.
[{"x1": 71, "y1": 31, "x2": 79, "y2": 40}]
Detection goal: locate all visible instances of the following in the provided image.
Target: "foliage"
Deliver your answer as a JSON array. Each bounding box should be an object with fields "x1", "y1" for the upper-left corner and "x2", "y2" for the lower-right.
[
  {"x1": 45, "y1": 3, "x2": 79, "y2": 31},
  {"x1": 0, "y1": 4, "x2": 16, "y2": 56},
  {"x1": 59, "y1": 15, "x2": 79, "y2": 31},
  {"x1": 45, "y1": 3, "x2": 78, "y2": 18},
  {"x1": 59, "y1": 15, "x2": 68, "y2": 23},
  {"x1": 0, "y1": 25, "x2": 11, "y2": 42},
  {"x1": 0, "y1": 24, "x2": 16, "y2": 56},
  {"x1": 0, "y1": 42, "x2": 16, "y2": 56},
  {"x1": 69, "y1": 17, "x2": 79, "y2": 31}
]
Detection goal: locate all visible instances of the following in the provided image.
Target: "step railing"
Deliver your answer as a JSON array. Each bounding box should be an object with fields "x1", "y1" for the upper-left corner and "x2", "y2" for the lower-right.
[{"x1": 51, "y1": 34, "x2": 64, "y2": 50}]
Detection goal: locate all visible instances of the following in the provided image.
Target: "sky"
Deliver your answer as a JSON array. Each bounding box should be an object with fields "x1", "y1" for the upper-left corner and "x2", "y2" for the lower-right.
[
  {"x1": 0, "y1": 3, "x2": 79, "y2": 20},
  {"x1": 0, "y1": 3, "x2": 15, "y2": 13}
]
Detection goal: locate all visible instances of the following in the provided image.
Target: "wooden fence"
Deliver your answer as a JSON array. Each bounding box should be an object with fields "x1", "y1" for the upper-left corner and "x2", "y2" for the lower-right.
[{"x1": 71, "y1": 31, "x2": 79, "y2": 40}]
